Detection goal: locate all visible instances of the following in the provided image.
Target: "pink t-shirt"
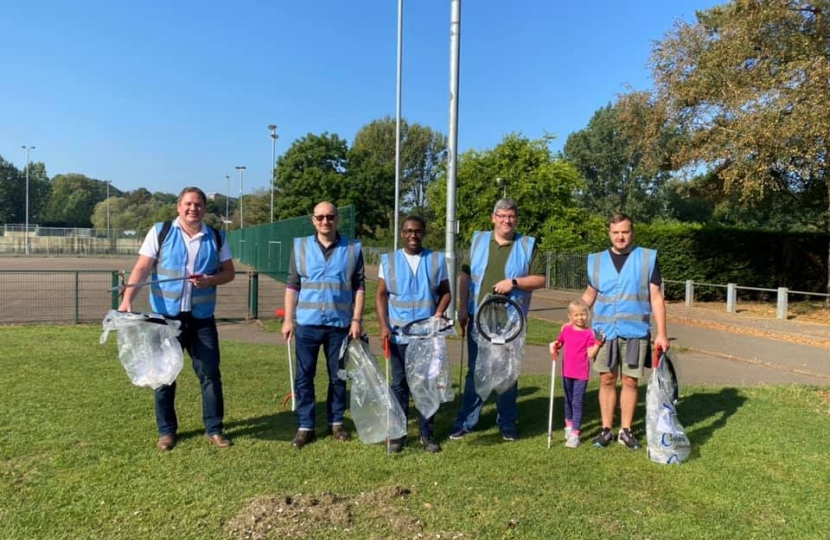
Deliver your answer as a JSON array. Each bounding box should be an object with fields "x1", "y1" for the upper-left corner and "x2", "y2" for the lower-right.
[{"x1": 556, "y1": 324, "x2": 594, "y2": 380}]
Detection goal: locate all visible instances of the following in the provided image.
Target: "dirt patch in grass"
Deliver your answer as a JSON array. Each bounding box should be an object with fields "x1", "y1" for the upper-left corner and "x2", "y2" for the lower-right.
[{"x1": 225, "y1": 485, "x2": 465, "y2": 539}]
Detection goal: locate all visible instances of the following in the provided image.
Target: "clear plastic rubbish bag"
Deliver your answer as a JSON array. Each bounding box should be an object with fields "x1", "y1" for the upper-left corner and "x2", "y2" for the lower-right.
[
  {"x1": 403, "y1": 317, "x2": 456, "y2": 419},
  {"x1": 473, "y1": 323, "x2": 526, "y2": 400},
  {"x1": 100, "y1": 310, "x2": 184, "y2": 390},
  {"x1": 646, "y1": 349, "x2": 691, "y2": 465},
  {"x1": 338, "y1": 338, "x2": 407, "y2": 445}
]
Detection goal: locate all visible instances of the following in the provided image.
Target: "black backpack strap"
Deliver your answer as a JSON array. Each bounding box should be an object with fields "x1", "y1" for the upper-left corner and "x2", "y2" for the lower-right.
[
  {"x1": 210, "y1": 226, "x2": 224, "y2": 251},
  {"x1": 156, "y1": 221, "x2": 173, "y2": 261}
]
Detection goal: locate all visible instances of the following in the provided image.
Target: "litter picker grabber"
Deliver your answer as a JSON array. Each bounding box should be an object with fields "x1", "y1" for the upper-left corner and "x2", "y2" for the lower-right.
[
  {"x1": 383, "y1": 336, "x2": 391, "y2": 454},
  {"x1": 547, "y1": 342, "x2": 559, "y2": 450},
  {"x1": 283, "y1": 338, "x2": 296, "y2": 411},
  {"x1": 109, "y1": 274, "x2": 205, "y2": 292},
  {"x1": 457, "y1": 322, "x2": 466, "y2": 402}
]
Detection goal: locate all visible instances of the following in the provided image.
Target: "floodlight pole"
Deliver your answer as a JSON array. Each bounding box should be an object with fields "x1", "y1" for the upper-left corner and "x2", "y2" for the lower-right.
[
  {"x1": 445, "y1": 0, "x2": 461, "y2": 318},
  {"x1": 225, "y1": 175, "x2": 230, "y2": 230},
  {"x1": 22, "y1": 145, "x2": 35, "y2": 255},
  {"x1": 268, "y1": 125, "x2": 278, "y2": 223},
  {"x1": 235, "y1": 166, "x2": 246, "y2": 229},
  {"x1": 393, "y1": 0, "x2": 403, "y2": 253},
  {"x1": 106, "y1": 180, "x2": 111, "y2": 241}
]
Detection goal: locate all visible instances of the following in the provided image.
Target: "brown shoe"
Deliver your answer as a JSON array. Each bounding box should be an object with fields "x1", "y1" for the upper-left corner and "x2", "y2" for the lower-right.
[
  {"x1": 291, "y1": 430, "x2": 316, "y2": 449},
  {"x1": 204, "y1": 433, "x2": 233, "y2": 448},
  {"x1": 330, "y1": 425, "x2": 351, "y2": 442},
  {"x1": 157, "y1": 434, "x2": 177, "y2": 452}
]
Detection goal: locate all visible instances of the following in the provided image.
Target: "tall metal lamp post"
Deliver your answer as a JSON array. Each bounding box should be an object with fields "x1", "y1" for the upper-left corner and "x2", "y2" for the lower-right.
[
  {"x1": 235, "y1": 166, "x2": 246, "y2": 229},
  {"x1": 268, "y1": 125, "x2": 278, "y2": 223},
  {"x1": 21, "y1": 145, "x2": 35, "y2": 255},
  {"x1": 106, "y1": 180, "x2": 111, "y2": 241},
  {"x1": 225, "y1": 174, "x2": 231, "y2": 230}
]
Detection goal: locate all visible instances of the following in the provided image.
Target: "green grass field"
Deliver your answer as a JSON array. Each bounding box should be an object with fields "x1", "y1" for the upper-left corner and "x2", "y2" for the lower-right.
[{"x1": 1, "y1": 324, "x2": 828, "y2": 540}]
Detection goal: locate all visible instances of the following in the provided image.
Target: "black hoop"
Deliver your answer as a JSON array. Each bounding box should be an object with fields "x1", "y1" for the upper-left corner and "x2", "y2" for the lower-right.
[
  {"x1": 401, "y1": 317, "x2": 454, "y2": 338},
  {"x1": 474, "y1": 294, "x2": 525, "y2": 343}
]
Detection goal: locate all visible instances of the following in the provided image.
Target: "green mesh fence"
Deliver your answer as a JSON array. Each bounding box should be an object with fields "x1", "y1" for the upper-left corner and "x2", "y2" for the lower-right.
[{"x1": 226, "y1": 205, "x2": 356, "y2": 282}]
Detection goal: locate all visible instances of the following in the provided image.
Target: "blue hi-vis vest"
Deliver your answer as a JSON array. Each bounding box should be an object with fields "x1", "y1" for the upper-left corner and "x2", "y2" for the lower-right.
[
  {"x1": 294, "y1": 235, "x2": 361, "y2": 328},
  {"x1": 381, "y1": 249, "x2": 445, "y2": 342},
  {"x1": 589, "y1": 247, "x2": 655, "y2": 340},
  {"x1": 149, "y1": 222, "x2": 222, "y2": 318},
  {"x1": 468, "y1": 231, "x2": 534, "y2": 315}
]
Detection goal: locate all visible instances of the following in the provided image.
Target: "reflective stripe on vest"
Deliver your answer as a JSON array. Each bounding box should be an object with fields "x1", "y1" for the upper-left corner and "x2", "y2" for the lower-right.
[
  {"x1": 295, "y1": 235, "x2": 361, "y2": 328},
  {"x1": 382, "y1": 249, "x2": 443, "y2": 332},
  {"x1": 589, "y1": 247, "x2": 654, "y2": 340},
  {"x1": 468, "y1": 231, "x2": 534, "y2": 315},
  {"x1": 149, "y1": 222, "x2": 220, "y2": 318}
]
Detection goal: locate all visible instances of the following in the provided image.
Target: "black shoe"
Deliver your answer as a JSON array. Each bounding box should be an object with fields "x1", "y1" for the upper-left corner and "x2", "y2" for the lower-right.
[
  {"x1": 420, "y1": 435, "x2": 442, "y2": 453},
  {"x1": 593, "y1": 427, "x2": 613, "y2": 448},
  {"x1": 388, "y1": 436, "x2": 406, "y2": 453},
  {"x1": 618, "y1": 428, "x2": 642, "y2": 450},
  {"x1": 291, "y1": 430, "x2": 316, "y2": 449},
  {"x1": 448, "y1": 428, "x2": 467, "y2": 440}
]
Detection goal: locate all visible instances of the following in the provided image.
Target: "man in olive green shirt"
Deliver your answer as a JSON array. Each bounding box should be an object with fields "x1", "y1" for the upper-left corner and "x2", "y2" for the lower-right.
[{"x1": 449, "y1": 199, "x2": 546, "y2": 441}]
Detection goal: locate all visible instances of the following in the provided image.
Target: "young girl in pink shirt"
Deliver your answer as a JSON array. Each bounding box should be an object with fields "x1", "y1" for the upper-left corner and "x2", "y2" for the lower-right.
[{"x1": 553, "y1": 299, "x2": 603, "y2": 448}]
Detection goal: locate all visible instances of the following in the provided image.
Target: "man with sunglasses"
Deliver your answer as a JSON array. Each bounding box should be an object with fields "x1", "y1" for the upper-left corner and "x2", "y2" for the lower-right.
[
  {"x1": 282, "y1": 201, "x2": 365, "y2": 449},
  {"x1": 376, "y1": 216, "x2": 451, "y2": 453},
  {"x1": 450, "y1": 198, "x2": 546, "y2": 442}
]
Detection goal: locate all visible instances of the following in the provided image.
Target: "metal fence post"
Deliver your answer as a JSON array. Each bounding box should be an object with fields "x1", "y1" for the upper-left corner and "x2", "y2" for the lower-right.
[
  {"x1": 248, "y1": 271, "x2": 259, "y2": 320},
  {"x1": 74, "y1": 271, "x2": 80, "y2": 324},
  {"x1": 777, "y1": 287, "x2": 788, "y2": 320},
  {"x1": 111, "y1": 271, "x2": 120, "y2": 309},
  {"x1": 545, "y1": 251, "x2": 551, "y2": 289},
  {"x1": 685, "y1": 280, "x2": 694, "y2": 307},
  {"x1": 726, "y1": 283, "x2": 737, "y2": 313}
]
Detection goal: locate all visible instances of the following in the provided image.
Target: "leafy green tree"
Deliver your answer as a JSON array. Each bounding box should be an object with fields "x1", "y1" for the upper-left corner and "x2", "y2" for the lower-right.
[
  {"x1": 563, "y1": 103, "x2": 672, "y2": 222},
  {"x1": 273, "y1": 133, "x2": 349, "y2": 220},
  {"x1": 342, "y1": 147, "x2": 395, "y2": 237},
  {"x1": 627, "y1": 0, "x2": 830, "y2": 292},
  {"x1": 43, "y1": 174, "x2": 102, "y2": 227},
  {"x1": 427, "y1": 133, "x2": 599, "y2": 252},
  {"x1": 352, "y1": 116, "x2": 447, "y2": 213}
]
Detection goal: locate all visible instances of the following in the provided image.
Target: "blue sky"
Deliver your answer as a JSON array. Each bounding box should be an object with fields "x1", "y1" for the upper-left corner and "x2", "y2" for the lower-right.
[{"x1": 1, "y1": 0, "x2": 721, "y2": 197}]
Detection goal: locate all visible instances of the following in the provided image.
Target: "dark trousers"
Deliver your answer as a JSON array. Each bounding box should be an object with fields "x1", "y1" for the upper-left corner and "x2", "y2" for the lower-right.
[
  {"x1": 389, "y1": 342, "x2": 435, "y2": 438},
  {"x1": 155, "y1": 314, "x2": 224, "y2": 436},
  {"x1": 562, "y1": 377, "x2": 588, "y2": 431},
  {"x1": 293, "y1": 324, "x2": 349, "y2": 430}
]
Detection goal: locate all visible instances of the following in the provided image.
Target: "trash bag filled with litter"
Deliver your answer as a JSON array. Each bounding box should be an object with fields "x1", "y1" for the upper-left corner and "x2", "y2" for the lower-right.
[
  {"x1": 403, "y1": 317, "x2": 456, "y2": 419},
  {"x1": 340, "y1": 338, "x2": 407, "y2": 445},
  {"x1": 100, "y1": 310, "x2": 184, "y2": 389}
]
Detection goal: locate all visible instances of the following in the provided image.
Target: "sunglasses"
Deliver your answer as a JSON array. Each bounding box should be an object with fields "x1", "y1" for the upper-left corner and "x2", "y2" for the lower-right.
[
  {"x1": 313, "y1": 214, "x2": 337, "y2": 223},
  {"x1": 402, "y1": 228, "x2": 424, "y2": 236}
]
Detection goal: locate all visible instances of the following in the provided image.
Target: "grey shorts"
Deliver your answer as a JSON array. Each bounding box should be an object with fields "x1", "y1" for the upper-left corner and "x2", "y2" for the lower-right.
[{"x1": 592, "y1": 337, "x2": 650, "y2": 379}]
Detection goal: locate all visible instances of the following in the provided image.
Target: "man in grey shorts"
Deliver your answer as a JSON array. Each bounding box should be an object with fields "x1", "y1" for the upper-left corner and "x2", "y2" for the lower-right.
[{"x1": 581, "y1": 213, "x2": 669, "y2": 450}]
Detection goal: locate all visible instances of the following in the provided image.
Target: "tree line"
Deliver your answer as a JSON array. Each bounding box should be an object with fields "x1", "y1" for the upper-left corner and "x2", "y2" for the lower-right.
[{"x1": 3, "y1": 2, "x2": 827, "y2": 277}]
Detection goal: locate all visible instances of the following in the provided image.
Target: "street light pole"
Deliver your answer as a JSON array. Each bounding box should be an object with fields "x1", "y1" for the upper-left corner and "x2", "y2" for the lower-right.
[
  {"x1": 225, "y1": 175, "x2": 231, "y2": 230},
  {"x1": 106, "y1": 180, "x2": 111, "y2": 241},
  {"x1": 268, "y1": 125, "x2": 278, "y2": 223},
  {"x1": 21, "y1": 145, "x2": 35, "y2": 255},
  {"x1": 235, "y1": 166, "x2": 246, "y2": 229}
]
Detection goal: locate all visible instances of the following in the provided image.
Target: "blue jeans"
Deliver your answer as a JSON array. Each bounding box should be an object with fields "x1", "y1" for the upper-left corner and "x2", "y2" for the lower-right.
[
  {"x1": 294, "y1": 324, "x2": 349, "y2": 430},
  {"x1": 390, "y1": 342, "x2": 435, "y2": 438},
  {"x1": 155, "y1": 314, "x2": 224, "y2": 436},
  {"x1": 452, "y1": 320, "x2": 518, "y2": 436}
]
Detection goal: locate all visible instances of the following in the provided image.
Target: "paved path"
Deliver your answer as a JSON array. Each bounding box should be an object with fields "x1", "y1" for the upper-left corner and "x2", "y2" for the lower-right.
[{"x1": 219, "y1": 286, "x2": 830, "y2": 387}]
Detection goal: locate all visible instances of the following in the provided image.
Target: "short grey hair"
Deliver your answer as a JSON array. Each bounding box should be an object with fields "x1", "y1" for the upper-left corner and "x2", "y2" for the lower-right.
[{"x1": 492, "y1": 198, "x2": 518, "y2": 215}]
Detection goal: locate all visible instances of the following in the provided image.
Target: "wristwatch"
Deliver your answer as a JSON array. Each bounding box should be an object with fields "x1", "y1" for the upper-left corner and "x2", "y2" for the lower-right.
[{"x1": 511, "y1": 278, "x2": 519, "y2": 288}]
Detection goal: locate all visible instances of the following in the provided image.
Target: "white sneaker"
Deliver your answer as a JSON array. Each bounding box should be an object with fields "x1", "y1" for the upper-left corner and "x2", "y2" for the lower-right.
[
  {"x1": 565, "y1": 434, "x2": 581, "y2": 448},
  {"x1": 564, "y1": 427, "x2": 572, "y2": 441}
]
